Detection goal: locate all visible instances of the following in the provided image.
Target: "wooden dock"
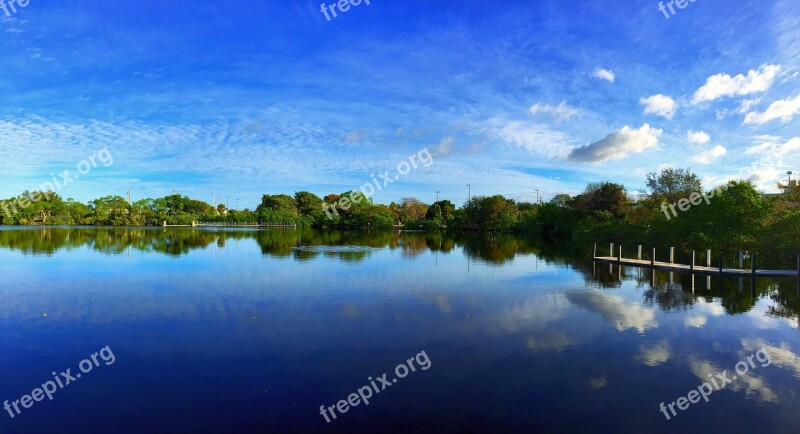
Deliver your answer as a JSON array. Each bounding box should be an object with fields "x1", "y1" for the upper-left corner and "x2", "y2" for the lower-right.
[{"x1": 592, "y1": 243, "x2": 800, "y2": 278}]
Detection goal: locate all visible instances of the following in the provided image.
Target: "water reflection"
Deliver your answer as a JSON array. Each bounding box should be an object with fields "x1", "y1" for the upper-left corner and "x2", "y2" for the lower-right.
[
  {"x1": 591, "y1": 262, "x2": 800, "y2": 331},
  {"x1": 0, "y1": 227, "x2": 573, "y2": 264}
]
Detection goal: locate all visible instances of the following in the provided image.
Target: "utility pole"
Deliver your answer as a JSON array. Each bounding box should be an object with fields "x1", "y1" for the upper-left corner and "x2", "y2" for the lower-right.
[
  {"x1": 535, "y1": 189, "x2": 539, "y2": 205},
  {"x1": 436, "y1": 191, "x2": 440, "y2": 203}
]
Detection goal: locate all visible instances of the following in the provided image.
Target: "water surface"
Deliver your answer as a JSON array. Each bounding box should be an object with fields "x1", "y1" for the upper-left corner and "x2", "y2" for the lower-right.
[{"x1": 1, "y1": 227, "x2": 799, "y2": 433}]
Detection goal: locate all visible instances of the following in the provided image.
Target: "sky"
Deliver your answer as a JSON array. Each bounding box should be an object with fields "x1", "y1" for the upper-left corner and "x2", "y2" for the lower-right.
[{"x1": 0, "y1": 0, "x2": 799, "y2": 209}]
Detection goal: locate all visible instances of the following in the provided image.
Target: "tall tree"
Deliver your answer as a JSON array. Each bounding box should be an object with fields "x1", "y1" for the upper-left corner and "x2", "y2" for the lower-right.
[
  {"x1": 399, "y1": 197, "x2": 429, "y2": 222},
  {"x1": 646, "y1": 168, "x2": 703, "y2": 203},
  {"x1": 575, "y1": 182, "x2": 628, "y2": 218}
]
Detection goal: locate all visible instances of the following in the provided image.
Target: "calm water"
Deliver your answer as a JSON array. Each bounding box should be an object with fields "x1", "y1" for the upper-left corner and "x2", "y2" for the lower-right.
[{"x1": 1, "y1": 227, "x2": 799, "y2": 433}]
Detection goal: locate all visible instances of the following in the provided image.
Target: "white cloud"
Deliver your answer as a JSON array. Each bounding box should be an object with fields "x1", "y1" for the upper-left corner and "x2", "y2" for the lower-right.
[
  {"x1": 566, "y1": 290, "x2": 657, "y2": 333},
  {"x1": 593, "y1": 68, "x2": 615, "y2": 83},
  {"x1": 435, "y1": 136, "x2": 454, "y2": 156},
  {"x1": 500, "y1": 292, "x2": 572, "y2": 332},
  {"x1": 640, "y1": 94, "x2": 677, "y2": 119},
  {"x1": 739, "y1": 137, "x2": 800, "y2": 190},
  {"x1": 636, "y1": 341, "x2": 670, "y2": 366},
  {"x1": 687, "y1": 131, "x2": 711, "y2": 144},
  {"x1": 743, "y1": 94, "x2": 800, "y2": 125},
  {"x1": 693, "y1": 64, "x2": 781, "y2": 104},
  {"x1": 741, "y1": 339, "x2": 800, "y2": 376},
  {"x1": 689, "y1": 357, "x2": 778, "y2": 403},
  {"x1": 744, "y1": 137, "x2": 800, "y2": 159},
  {"x1": 567, "y1": 124, "x2": 662, "y2": 164},
  {"x1": 529, "y1": 101, "x2": 580, "y2": 120},
  {"x1": 690, "y1": 145, "x2": 727, "y2": 164},
  {"x1": 685, "y1": 315, "x2": 708, "y2": 328}
]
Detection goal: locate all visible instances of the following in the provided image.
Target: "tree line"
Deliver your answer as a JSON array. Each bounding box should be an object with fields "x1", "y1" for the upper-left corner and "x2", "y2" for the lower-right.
[{"x1": 2, "y1": 167, "x2": 799, "y2": 256}]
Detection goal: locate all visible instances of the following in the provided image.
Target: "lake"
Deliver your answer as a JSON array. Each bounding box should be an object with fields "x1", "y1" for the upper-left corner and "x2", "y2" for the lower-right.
[{"x1": 1, "y1": 227, "x2": 799, "y2": 433}]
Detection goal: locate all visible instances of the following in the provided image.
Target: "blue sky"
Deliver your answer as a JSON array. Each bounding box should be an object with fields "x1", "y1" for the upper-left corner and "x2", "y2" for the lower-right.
[{"x1": 0, "y1": 0, "x2": 799, "y2": 208}]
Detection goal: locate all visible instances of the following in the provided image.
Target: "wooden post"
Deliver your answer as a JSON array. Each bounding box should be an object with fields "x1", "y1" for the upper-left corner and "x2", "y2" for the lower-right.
[
  {"x1": 638, "y1": 245, "x2": 642, "y2": 260},
  {"x1": 670, "y1": 247, "x2": 675, "y2": 263},
  {"x1": 690, "y1": 251, "x2": 695, "y2": 273},
  {"x1": 617, "y1": 245, "x2": 622, "y2": 263},
  {"x1": 610, "y1": 243, "x2": 614, "y2": 257},
  {"x1": 593, "y1": 243, "x2": 597, "y2": 259},
  {"x1": 651, "y1": 247, "x2": 656, "y2": 268},
  {"x1": 751, "y1": 253, "x2": 757, "y2": 277},
  {"x1": 739, "y1": 251, "x2": 744, "y2": 268},
  {"x1": 706, "y1": 249, "x2": 712, "y2": 267}
]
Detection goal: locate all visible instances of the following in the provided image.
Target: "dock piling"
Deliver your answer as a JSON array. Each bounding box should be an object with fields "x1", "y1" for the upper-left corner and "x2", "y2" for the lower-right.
[{"x1": 592, "y1": 243, "x2": 799, "y2": 277}]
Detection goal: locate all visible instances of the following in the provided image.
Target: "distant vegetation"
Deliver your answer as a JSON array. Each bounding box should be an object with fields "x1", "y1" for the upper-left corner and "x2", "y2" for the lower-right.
[{"x1": 2, "y1": 168, "x2": 799, "y2": 256}]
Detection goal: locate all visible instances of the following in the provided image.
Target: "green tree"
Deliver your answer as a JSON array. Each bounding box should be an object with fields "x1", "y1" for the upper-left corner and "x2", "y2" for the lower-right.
[
  {"x1": 646, "y1": 167, "x2": 702, "y2": 203},
  {"x1": 574, "y1": 182, "x2": 628, "y2": 218}
]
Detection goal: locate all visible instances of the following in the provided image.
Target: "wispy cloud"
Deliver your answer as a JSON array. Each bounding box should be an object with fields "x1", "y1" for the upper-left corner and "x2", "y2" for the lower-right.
[
  {"x1": 692, "y1": 64, "x2": 781, "y2": 104},
  {"x1": 529, "y1": 101, "x2": 580, "y2": 121},
  {"x1": 690, "y1": 145, "x2": 727, "y2": 164}
]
